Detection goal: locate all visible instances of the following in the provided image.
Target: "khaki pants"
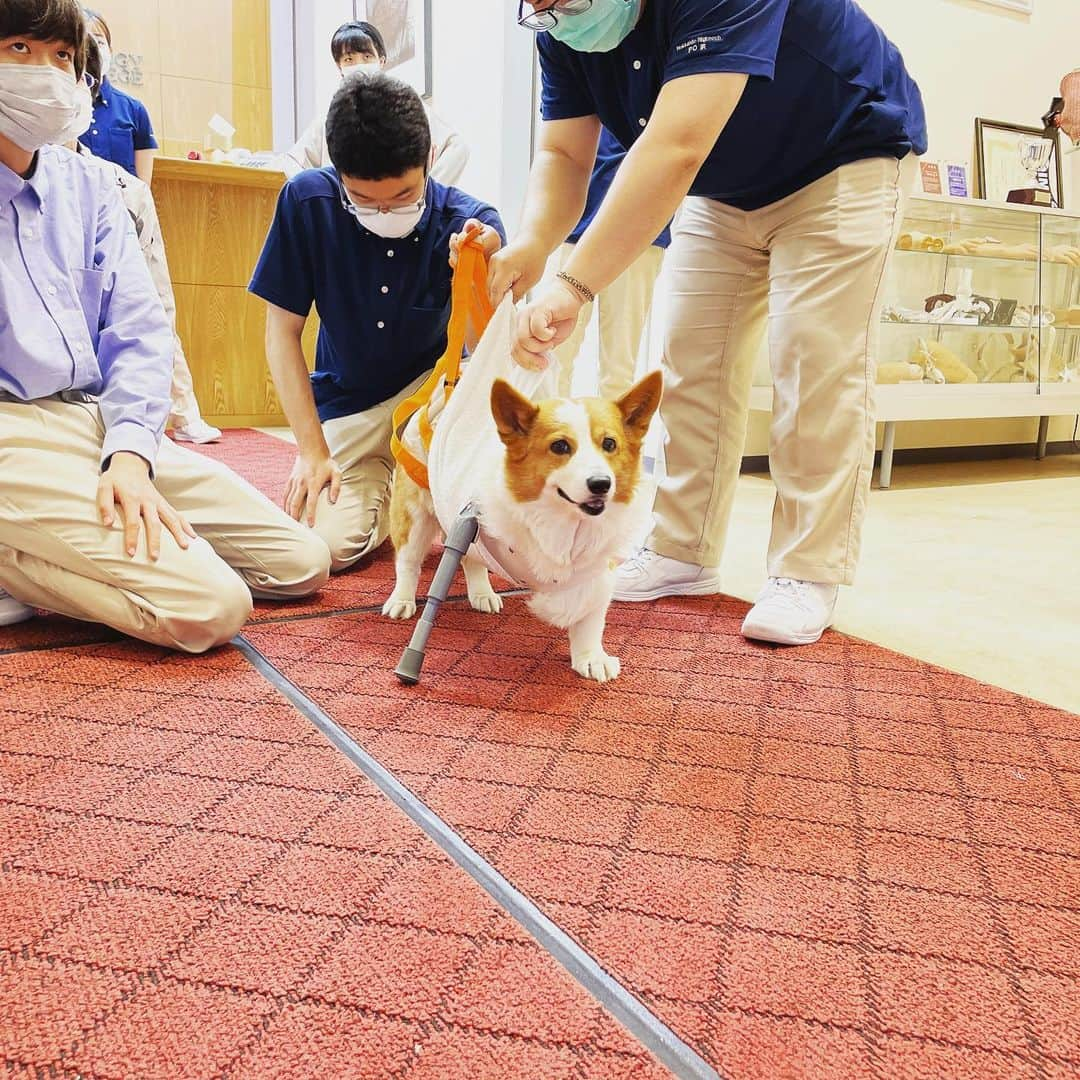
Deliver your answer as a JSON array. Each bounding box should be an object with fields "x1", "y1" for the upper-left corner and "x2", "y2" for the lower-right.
[
  {"x1": 553, "y1": 243, "x2": 664, "y2": 398},
  {"x1": 654, "y1": 155, "x2": 917, "y2": 585},
  {"x1": 313, "y1": 370, "x2": 430, "y2": 573},
  {"x1": 0, "y1": 398, "x2": 331, "y2": 652}
]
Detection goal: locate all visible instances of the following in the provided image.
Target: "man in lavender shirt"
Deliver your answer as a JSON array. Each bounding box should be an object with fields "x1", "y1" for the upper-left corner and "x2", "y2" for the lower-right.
[{"x1": 0, "y1": 0, "x2": 330, "y2": 650}]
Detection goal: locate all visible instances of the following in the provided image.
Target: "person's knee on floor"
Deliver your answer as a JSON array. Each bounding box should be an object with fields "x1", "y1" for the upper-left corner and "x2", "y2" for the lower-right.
[
  {"x1": 313, "y1": 499, "x2": 385, "y2": 574},
  {"x1": 161, "y1": 562, "x2": 254, "y2": 654},
  {"x1": 248, "y1": 529, "x2": 333, "y2": 597}
]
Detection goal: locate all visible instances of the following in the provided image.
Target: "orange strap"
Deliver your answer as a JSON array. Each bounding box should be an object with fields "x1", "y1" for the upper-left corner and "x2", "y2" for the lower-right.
[{"x1": 390, "y1": 238, "x2": 495, "y2": 489}]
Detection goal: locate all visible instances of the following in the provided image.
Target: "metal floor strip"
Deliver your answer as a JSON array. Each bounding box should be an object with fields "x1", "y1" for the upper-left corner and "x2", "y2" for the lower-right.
[{"x1": 234, "y1": 634, "x2": 721, "y2": 1080}]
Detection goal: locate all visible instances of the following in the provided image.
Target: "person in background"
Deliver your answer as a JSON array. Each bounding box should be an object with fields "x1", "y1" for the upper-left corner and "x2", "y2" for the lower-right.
[
  {"x1": 0, "y1": 0, "x2": 330, "y2": 638},
  {"x1": 73, "y1": 35, "x2": 220, "y2": 443},
  {"x1": 553, "y1": 126, "x2": 668, "y2": 398},
  {"x1": 79, "y1": 8, "x2": 156, "y2": 183},
  {"x1": 283, "y1": 20, "x2": 468, "y2": 186},
  {"x1": 251, "y1": 73, "x2": 503, "y2": 573}
]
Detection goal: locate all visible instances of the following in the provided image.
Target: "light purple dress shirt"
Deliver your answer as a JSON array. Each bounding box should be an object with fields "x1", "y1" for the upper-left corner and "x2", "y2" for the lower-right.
[{"x1": 0, "y1": 144, "x2": 173, "y2": 469}]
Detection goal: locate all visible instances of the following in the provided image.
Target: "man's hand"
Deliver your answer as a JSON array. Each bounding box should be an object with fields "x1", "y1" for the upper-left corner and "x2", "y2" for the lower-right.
[
  {"x1": 97, "y1": 451, "x2": 197, "y2": 559},
  {"x1": 488, "y1": 236, "x2": 552, "y2": 304},
  {"x1": 285, "y1": 452, "x2": 342, "y2": 527},
  {"x1": 512, "y1": 280, "x2": 585, "y2": 370},
  {"x1": 449, "y1": 219, "x2": 503, "y2": 269}
]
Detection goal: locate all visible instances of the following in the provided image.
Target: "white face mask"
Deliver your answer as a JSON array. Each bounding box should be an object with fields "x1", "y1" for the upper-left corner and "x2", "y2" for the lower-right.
[
  {"x1": 341, "y1": 60, "x2": 381, "y2": 79},
  {"x1": 0, "y1": 63, "x2": 88, "y2": 153},
  {"x1": 356, "y1": 202, "x2": 426, "y2": 239}
]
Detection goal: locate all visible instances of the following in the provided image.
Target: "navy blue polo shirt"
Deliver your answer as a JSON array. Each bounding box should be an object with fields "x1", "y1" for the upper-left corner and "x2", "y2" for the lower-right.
[
  {"x1": 539, "y1": 0, "x2": 927, "y2": 212},
  {"x1": 80, "y1": 77, "x2": 157, "y2": 177},
  {"x1": 249, "y1": 168, "x2": 506, "y2": 423},
  {"x1": 567, "y1": 127, "x2": 671, "y2": 247}
]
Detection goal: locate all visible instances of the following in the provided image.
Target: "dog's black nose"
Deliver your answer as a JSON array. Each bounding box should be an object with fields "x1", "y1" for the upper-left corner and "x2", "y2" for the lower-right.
[{"x1": 587, "y1": 475, "x2": 612, "y2": 496}]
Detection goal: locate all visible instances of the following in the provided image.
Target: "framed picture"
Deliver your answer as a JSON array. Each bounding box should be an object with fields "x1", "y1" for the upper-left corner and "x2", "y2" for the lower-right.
[
  {"x1": 975, "y1": 119, "x2": 1064, "y2": 209},
  {"x1": 356, "y1": 0, "x2": 433, "y2": 98}
]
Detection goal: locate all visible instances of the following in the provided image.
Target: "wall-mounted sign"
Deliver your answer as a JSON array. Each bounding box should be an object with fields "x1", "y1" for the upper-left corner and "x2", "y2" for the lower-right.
[{"x1": 112, "y1": 52, "x2": 144, "y2": 88}]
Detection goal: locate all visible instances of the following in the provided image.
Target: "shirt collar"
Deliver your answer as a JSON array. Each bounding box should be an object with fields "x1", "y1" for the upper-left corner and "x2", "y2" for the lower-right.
[
  {"x1": 0, "y1": 149, "x2": 50, "y2": 209},
  {"x1": 24, "y1": 147, "x2": 52, "y2": 208},
  {"x1": 97, "y1": 76, "x2": 112, "y2": 107}
]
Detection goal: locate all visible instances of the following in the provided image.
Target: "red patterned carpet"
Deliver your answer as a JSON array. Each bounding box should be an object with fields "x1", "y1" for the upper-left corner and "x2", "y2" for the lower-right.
[{"x1": 1, "y1": 428, "x2": 1077, "y2": 1079}]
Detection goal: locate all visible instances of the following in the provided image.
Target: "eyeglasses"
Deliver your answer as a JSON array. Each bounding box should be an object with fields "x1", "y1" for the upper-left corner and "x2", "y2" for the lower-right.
[
  {"x1": 339, "y1": 183, "x2": 425, "y2": 218},
  {"x1": 80, "y1": 72, "x2": 97, "y2": 91},
  {"x1": 517, "y1": 0, "x2": 593, "y2": 32}
]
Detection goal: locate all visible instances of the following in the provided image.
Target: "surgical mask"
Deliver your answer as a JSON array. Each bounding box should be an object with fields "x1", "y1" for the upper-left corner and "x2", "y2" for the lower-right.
[
  {"x1": 0, "y1": 63, "x2": 89, "y2": 152},
  {"x1": 355, "y1": 202, "x2": 426, "y2": 238},
  {"x1": 547, "y1": 0, "x2": 642, "y2": 53},
  {"x1": 95, "y1": 39, "x2": 112, "y2": 82},
  {"x1": 341, "y1": 61, "x2": 382, "y2": 82}
]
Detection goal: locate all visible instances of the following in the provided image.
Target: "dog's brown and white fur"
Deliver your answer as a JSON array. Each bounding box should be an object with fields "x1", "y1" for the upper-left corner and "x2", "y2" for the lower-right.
[{"x1": 382, "y1": 371, "x2": 663, "y2": 682}]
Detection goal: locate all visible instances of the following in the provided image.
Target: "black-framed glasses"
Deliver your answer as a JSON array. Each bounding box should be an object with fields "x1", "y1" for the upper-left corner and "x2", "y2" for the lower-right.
[{"x1": 517, "y1": 0, "x2": 594, "y2": 33}]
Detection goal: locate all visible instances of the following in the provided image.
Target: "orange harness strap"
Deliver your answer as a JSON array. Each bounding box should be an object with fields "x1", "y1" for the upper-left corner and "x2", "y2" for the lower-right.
[{"x1": 390, "y1": 239, "x2": 495, "y2": 490}]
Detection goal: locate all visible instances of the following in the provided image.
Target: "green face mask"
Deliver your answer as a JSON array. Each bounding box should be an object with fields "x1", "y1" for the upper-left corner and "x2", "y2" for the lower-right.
[{"x1": 547, "y1": 0, "x2": 643, "y2": 54}]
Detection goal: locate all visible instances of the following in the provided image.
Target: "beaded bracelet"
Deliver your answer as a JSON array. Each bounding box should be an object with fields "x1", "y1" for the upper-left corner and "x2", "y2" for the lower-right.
[{"x1": 556, "y1": 270, "x2": 596, "y2": 304}]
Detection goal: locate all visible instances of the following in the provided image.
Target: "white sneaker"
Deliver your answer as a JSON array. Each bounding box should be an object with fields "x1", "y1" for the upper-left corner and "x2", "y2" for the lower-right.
[
  {"x1": 0, "y1": 588, "x2": 34, "y2": 627},
  {"x1": 612, "y1": 548, "x2": 722, "y2": 603},
  {"x1": 172, "y1": 420, "x2": 222, "y2": 444},
  {"x1": 741, "y1": 578, "x2": 838, "y2": 645}
]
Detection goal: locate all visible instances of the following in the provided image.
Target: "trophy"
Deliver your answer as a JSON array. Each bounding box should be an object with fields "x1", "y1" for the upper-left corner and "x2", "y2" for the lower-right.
[{"x1": 1006, "y1": 134, "x2": 1056, "y2": 207}]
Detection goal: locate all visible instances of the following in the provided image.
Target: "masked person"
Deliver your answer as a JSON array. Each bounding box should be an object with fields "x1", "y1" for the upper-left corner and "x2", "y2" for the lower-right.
[
  {"x1": 494, "y1": 0, "x2": 926, "y2": 646},
  {"x1": 71, "y1": 34, "x2": 220, "y2": 444},
  {"x1": 283, "y1": 20, "x2": 468, "y2": 187},
  {"x1": 0, "y1": 0, "x2": 330, "y2": 638},
  {"x1": 250, "y1": 72, "x2": 504, "y2": 572},
  {"x1": 79, "y1": 8, "x2": 156, "y2": 184}
]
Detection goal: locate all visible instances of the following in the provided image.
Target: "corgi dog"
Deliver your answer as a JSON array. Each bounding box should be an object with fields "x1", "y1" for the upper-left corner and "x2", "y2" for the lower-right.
[{"x1": 382, "y1": 370, "x2": 663, "y2": 682}]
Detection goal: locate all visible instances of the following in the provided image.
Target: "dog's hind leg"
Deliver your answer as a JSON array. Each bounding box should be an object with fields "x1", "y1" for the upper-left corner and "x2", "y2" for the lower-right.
[{"x1": 383, "y1": 469, "x2": 440, "y2": 621}]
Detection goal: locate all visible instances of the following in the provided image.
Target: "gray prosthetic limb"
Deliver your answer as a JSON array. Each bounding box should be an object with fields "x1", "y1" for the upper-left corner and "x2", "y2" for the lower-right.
[{"x1": 395, "y1": 508, "x2": 480, "y2": 685}]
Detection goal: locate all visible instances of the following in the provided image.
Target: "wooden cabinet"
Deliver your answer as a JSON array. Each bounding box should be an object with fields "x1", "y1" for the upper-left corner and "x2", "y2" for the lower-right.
[{"x1": 152, "y1": 157, "x2": 317, "y2": 427}]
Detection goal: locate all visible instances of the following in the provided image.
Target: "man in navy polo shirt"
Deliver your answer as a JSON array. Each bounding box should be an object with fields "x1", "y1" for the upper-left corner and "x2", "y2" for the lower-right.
[
  {"x1": 494, "y1": 0, "x2": 927, "y2": 647},
  {"x1": 250, "y1": 73, "x2": 505, "y2": 572}
]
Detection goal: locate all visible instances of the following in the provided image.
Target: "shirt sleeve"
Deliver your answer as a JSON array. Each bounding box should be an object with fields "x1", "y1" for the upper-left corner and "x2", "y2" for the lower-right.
[
  {"x1": 537, "y1": 33, "x2": 598, "y2": 121},
  {"x1": 93, "y1": 171, "x2": 174, "y2": 471},
  {"x1": 663, "y1": 0, "x2": 788, "y2": 84},
  {"x1": 478, "y1": 205, "x2": 507, "y2": 246},
  {"x1": 131, "y1": 99, "x2": 158, "y2": 151},
  {"x1": 248, "y1": 182, "x2": 316, "y2": 318},
  {"x1": 283, "y1": 114, "x2": 326, "y2": 178},
  {"x1": 426, "y1": 106, "x2": 470, "y2": 187}
]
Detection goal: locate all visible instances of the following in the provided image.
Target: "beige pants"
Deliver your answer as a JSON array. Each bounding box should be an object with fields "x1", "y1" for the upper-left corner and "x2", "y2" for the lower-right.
[
  {"x1": 314, "y1": 370, "x2": 430, "y2": 573},
  {"x1": 553, "y1": 243, "x2": 665, "y2": 398},
  {"x1": 654, "y1": 155, "x2": 917, "y2": 585},
  {"x1": 0, "y1": 398, "x2": 331, "y2": 652}
]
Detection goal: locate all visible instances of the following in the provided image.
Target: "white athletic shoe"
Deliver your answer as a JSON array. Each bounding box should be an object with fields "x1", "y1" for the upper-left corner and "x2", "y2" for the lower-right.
[
  {"x1": 612, "y1": 548, "x2": 722, "y2": 603},
  {"x1": 172, "y1": 420, "x2": 222, "y2": 444},
  {"x1": 741, "y1": 578, "x2": 838, "y2": 645},
  {"x1": 0, "y1": 588, "x2": 34, "y2": 627}
]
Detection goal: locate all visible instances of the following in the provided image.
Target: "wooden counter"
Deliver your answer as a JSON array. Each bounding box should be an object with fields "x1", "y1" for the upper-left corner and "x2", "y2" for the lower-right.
[{"x1": 152, "y1": 156, "x2": 316, "y2": 427}]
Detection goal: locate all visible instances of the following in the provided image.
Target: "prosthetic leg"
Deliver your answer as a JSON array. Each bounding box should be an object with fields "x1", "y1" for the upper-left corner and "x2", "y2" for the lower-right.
[{"x1": 395, "y1": 509, "x2": 480, "y2": 685}]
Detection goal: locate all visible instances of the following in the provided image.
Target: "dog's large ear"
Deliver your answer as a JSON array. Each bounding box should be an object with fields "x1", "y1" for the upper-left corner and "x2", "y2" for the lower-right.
[
  {"x1": 616, "y1": 370, "x2": 663, "y2": 436},
  {"x1": 491, "y1": 379, "x2": 540, "y2": 443}
]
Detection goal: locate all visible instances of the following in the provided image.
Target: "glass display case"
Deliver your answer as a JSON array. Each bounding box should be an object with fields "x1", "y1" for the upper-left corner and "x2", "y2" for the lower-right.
[{"x1": 749, "y1": 193, "x2": 1080, "y2": 486}]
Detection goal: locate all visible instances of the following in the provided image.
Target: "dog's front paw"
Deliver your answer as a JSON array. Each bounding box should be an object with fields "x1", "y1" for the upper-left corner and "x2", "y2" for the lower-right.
[
  {"x1": 382, "y1": 596, "x2": 417, "y2": 620},
  {"x1": 469, "y1": 590, "x2": 504, "y2": 615},
  {"x1": 572, "y1": 651, "x2": 621, "y2": 683}
]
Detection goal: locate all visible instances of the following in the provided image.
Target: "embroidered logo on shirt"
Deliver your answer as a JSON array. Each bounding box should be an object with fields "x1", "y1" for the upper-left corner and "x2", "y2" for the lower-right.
[{"x1": 674, "y1": 34, "x2": 725, "y2": 57}]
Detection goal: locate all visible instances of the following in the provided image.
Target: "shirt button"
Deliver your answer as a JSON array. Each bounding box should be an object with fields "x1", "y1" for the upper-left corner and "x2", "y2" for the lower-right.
[
  {"x1": 377, "y1": 321, "x2": 385, "y2": 329},
  {"x1": 381, "y1": 286, "x2": 389, "y2": 294},
  {"x1": 387, "y1": 249, "x2": 395, "y2": 257},
  {"x1": 92, "y1": 129, "x2": 98, "y2": 135},
  {"x1": 633, "y1": 60, "x2": 642, "y2": 70},
  {"x1": 47, "y1": 285, "x2": 58, "y2": 296},
  {"x1": 638, "y1": 117, "x2": 647, "y2": 127},
  {"x1": 74, "y1": 343, "x2": 85, "y2": 353},
  {"x1": 23, "y1": 228, "x2": 33, "y2": 238}
]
